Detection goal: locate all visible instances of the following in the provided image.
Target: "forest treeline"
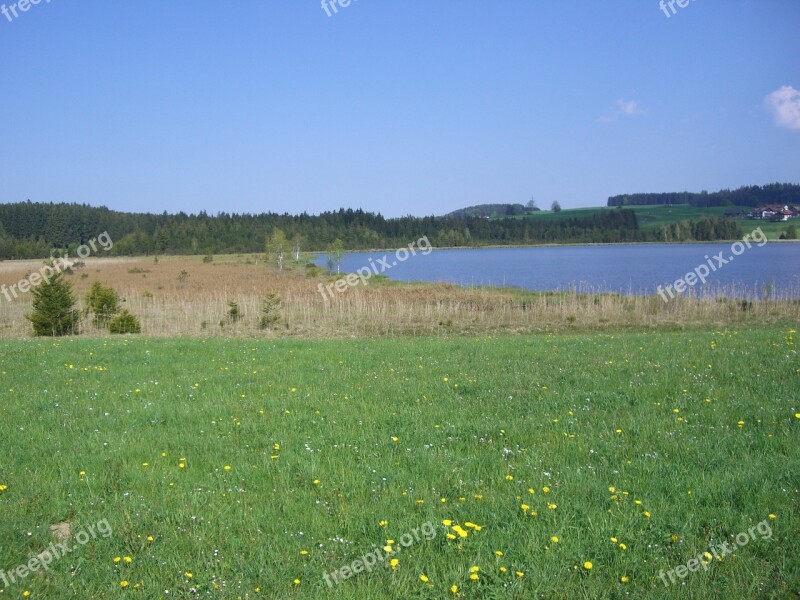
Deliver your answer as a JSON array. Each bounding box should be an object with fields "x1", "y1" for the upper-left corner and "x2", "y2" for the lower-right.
[
  {"x1": 0, "y1": 201, "x2": 740, "y2": 259},
  {"x1": 607, "y1": 183, "x2": 800, "y2": 208}
]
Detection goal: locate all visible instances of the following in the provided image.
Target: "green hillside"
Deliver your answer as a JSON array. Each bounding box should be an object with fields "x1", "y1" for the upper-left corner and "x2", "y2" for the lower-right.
[{"x1": 496, "y1": 204, "x2": 796, "y2": 241}]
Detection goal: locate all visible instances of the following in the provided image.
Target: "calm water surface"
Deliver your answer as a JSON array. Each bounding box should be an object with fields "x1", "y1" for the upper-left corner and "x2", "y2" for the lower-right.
[{"x1": 323, "y1": 243, "x2": 800, "y2": 298}]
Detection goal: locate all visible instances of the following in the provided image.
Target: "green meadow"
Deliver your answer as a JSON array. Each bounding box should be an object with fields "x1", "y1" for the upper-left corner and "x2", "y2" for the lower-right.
[
  {"x1": 501, "y1": 204, "x2": 797, "y2": 240},
  {"x1": 0, "y1": 329, "x2": 798, "y2": 599}
]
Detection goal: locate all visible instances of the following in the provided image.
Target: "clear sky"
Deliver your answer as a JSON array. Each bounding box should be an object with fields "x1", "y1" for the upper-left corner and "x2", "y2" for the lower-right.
[{"x1": 1, "y1": 1, "x2": 799, "y2": 218}]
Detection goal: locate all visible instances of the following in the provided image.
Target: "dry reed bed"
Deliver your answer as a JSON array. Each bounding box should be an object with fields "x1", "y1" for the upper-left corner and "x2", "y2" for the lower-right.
[{"x1": 0, "y1": 256, "x2": 797, "y2": 338}]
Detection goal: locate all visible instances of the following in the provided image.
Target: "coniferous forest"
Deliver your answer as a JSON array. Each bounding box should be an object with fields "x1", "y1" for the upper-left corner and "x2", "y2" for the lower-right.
[{"x1": 0, "y1": 199, "x2": 744, "y2": 259}]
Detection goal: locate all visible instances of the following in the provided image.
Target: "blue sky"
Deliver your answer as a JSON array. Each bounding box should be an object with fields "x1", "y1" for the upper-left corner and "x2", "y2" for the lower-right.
[{"x1": 1, "y1": 1, "x2": 799, "y2": 218}]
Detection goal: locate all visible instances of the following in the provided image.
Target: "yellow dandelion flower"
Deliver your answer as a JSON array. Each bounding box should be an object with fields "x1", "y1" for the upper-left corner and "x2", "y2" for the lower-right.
[
  {"x1": 312, "y1": 479, "x2": 320, "y2": 485},
  {"x1": 702, "y1": 552, "x2": 713, "y2": 562},
  {"x1": 619, "y1": 543, "x2": 627, "y2": 550},
  {"x1": 542, "y1": 486, "x2": 550, "y2": 493},
  {"x1": 442, "y1": 519, "x2": 452, "y2": 526},
  {"x1": 119, "y1": 581, "x2": 129, "y2": 588},
  {"x1": 499, "y1": 566, "x2": 507, "y2": 573},
  {"x1": 469, "y1": 573, "x2": 479, "y2": 581},
  {"x1": 293, "y1": 578, "x2": 300, "y2": 585},
  {"x1": 551, "y1": 536, "x2": 559, "y2": 543},
  {"x1": 184, "y1": 572, "x2": 193, "y2": 579},
  {"x1": 610, "y1": 537, "x2": 618, "y2": 543},
  {"x1": 379, "y1": 520, "x2": 388, "y2": 527},
  {"x1": 123, "y1": 556, "x2": 132, "y2": 563},
  {"x1": 450, "y1": 584, "x2": 458, "y2": 594},
  {"x1": 547, "y1": 503, "x2": 557, "y2": 510},
  {"x1": 505, "y1": 474, "x2": 514, "y2": 481},
  {"x1": 520, "y1": 504, "x2": 529, "y2": 512},
  {"x1": 643, "y1": 511, "x2": 651, "y2": 518},
  {"x1": 446, "y1": 533, "x2": 457, "y2": 540},
  {"x1": 583, "y1": 561, "x2": 593, "y2": 570},
  {"x1": 223, "y1": 465, "x2": 231, "y2": 471},
  {"x1": 22, "y1": 592, "x2": 31, "y2": 598},
  {"x1": 0, "y1": 485, "x2": 7, "y2": 491},
  {"x1": 113, "y1": 556, "x2": 122, "y2": 564},
  {"x1": 419, "y1": 574, "x2": 429, "y2": 582},
  {"x1": 620, "y1": 575, "x2": 630, "y2": 583},
  {"x1": 495, "y1": 550, "x2": 504, "y2": 556},
  {"x1": 768, "y1": 514, "x2": 777, "y2": 520},
  {"x1": 391, "y1": 436, "x2": 398, "y2": 442},
  {"x1": 738, "y1": 420, "x2": 745, "y2": 428},
  {"x1": 147, "y1": 536, "x2": 154, "y2": 542},
  {"x1": 608, "y1": 486, "x2": 615, "y2": 493},
  {"x1": 390, "y1": 558, "x2": 399, "y2": 569},
  {"x1": 515, "y1": 571, "x2": 524, "y2": 577},
  {"x1": 469, "y1": 566, "x2": 480, "y2": 573},
  {"x1": 300, "y1": 550, "x2": 308, "y2": 556}
]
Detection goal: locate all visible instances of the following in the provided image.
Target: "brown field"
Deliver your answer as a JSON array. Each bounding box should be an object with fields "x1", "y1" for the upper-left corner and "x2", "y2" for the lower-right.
[{"x1": 0, "y1": 254, "x2": 798, "y2": 338}]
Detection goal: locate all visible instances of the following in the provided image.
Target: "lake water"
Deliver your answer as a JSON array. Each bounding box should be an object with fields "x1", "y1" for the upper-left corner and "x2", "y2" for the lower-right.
[{"x1": 321, "y1": 243, "x2": 800, "y2": 299}]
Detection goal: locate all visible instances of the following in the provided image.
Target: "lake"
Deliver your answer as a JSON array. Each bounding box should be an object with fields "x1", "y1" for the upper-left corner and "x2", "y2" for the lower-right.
[{"x1": 320, "y1": 243, "x2": 800, "y2": 299}]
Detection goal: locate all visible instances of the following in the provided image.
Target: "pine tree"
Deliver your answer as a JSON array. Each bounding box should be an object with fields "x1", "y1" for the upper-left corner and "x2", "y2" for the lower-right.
[{"x1": 26, "y1": 267, "x2": 81, "y2": 336}]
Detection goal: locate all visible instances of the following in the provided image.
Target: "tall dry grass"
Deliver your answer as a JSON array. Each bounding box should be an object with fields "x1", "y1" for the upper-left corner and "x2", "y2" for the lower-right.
[{"x1": 0, "y1": 254, "x2": 798, "y2": 339}]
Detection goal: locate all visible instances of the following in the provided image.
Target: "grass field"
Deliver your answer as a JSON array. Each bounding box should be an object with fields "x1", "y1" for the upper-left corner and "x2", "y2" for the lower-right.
[{"x1": 1, "y1": 329, "x2": 798, "y2": 598}]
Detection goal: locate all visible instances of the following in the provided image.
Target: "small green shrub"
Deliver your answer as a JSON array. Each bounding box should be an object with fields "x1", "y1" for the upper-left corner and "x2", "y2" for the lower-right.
[
  {"x1": 228, "y1": 301, "x2": 241, "y2": 323},
  {"x1": 259, "y1": 294, "x2": 281, "y2": 330},
  {"x1": 305, "y1": 263, "x2": 322, "y2": 277},
  {"x1": 85, "y1": 281, "x2": 119, "y2": 327},
  {"x1": 108, "y1": 310, "x2": 141, "y2": 334}
]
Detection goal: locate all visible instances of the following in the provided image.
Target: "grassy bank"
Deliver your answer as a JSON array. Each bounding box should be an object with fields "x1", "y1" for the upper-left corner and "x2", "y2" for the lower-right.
[{"x1": 0, "y1": 329, "x2": 797, "y2": 598}]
